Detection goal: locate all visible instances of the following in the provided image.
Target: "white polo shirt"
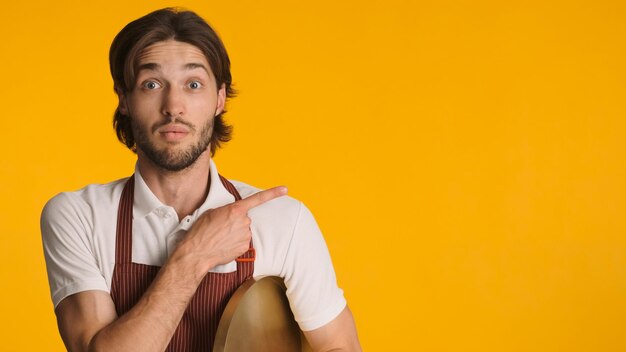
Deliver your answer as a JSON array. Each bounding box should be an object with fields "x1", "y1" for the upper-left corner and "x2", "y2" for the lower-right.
[{"x1": 41, "y1": 160, "x2": 346, "y2": 331}]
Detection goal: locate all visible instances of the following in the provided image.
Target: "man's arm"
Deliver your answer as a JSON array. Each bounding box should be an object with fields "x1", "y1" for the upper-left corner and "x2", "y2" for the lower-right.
[
  {"x1": 303, "y1": 306, "x2": 362, "y2": 352},
  {"x1": 55, "y1": 291, "x2": 116, "y2": 352},
  {"x1": 53, "y1": 187, "x2": 287, "y2": 352},
  {"x1": 56, "y1": 248, "x2": 214, "y2": 352},
  {"x1": 273, "y1": 200, "x2": 361, "y2": 351}
]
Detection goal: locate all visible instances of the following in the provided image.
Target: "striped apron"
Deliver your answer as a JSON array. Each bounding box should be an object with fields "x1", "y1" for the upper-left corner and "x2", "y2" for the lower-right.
[{"x1": 110, "y1": 175, "x2": 255, "y2": 351}]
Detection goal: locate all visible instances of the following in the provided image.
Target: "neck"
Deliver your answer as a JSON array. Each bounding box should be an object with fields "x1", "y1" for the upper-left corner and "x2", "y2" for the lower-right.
[{"x1": 136, "y1": 150, "x2": 211, "y2": 221}]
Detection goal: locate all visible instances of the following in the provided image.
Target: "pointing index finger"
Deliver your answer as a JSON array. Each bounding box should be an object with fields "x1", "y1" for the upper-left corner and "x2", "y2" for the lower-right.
[{"x1": 238, "y1": 186, "x2": 288, "y2": 210}]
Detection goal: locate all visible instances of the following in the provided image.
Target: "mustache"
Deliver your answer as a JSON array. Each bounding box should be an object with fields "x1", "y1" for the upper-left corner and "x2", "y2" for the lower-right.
[{"x1": 151, "y1": 116, "x2": 196, "y2": 134}]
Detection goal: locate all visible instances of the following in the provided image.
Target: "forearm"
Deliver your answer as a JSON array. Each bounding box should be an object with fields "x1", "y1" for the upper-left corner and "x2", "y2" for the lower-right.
[{"x1": 87, "y1": 252, "x2": 212, "y2": 352}]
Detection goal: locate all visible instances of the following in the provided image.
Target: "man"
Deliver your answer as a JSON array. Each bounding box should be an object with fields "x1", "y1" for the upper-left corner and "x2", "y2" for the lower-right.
[{"x1": 41, "y1": 8, "x2": 361, "y2": 352}]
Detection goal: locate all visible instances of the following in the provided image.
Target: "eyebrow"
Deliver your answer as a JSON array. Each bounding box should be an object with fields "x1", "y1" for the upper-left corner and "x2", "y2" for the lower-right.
[
  {"x1": 137, "y1": 63, "x2": 160, "y2": 72},
  {"x1": 136, "y1": 62, "x2": 210, "y2": 75},
  {"x1": 184, "y1": 63, "x2": 209, "y2": 74}
]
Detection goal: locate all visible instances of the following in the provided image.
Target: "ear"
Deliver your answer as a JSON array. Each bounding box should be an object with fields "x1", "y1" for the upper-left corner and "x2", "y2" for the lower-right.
[
  {"x1": 215, "y1": 83, "x2": 226, "y2": 116},
  {"x1": 117, "y1": 91, "x2": 129, "y2": 115}
]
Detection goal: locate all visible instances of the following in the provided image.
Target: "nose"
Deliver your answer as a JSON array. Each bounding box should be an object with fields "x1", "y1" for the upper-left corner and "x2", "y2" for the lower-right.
[{"x1": 161, "y1": 86, "x2": 185, "y2": 118}]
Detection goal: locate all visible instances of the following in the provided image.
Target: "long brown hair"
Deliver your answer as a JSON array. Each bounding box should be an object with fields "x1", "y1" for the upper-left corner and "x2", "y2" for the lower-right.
[{"x1": 109, "y1": 8, "x2": 235, "y2": 155}]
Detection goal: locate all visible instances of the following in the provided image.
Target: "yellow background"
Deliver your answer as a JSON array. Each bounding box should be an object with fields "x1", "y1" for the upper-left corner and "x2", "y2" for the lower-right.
[{"x1": 1, "y1": 0, "x2": 625, "y2": 350}]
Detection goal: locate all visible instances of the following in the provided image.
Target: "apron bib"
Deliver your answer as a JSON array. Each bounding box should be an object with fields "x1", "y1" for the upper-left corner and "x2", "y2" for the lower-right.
[{"x1": 110, "y1": 175, "x2": 255, "y2": 351}]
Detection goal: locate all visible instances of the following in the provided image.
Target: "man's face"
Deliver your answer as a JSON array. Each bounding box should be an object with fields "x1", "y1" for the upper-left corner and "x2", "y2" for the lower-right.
[{"x1": 119, "y1": 40, "x2": 226, "y2": 171}]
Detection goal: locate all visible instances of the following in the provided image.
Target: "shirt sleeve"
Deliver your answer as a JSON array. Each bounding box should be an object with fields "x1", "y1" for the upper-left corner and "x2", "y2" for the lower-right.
[
  {"x1": 281, "y1": 202, "x2": 347, "y2": 331},
  {"x1": 40, "y1": 192, "x2": 109, "y2": 309}
]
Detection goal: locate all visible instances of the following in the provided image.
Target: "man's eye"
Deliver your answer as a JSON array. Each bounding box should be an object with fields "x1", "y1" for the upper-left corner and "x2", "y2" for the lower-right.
[
  {"x1": 188, "y1": 81, "x2": 203, "y2": 89},
  {"x1": 142, "y1": 81, "x2": 161, "y2": 90}
]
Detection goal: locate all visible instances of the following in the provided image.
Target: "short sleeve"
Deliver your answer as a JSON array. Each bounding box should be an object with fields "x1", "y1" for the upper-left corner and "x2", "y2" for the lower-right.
[
  {"x1": 281, "y1": 202, "x2": 347, "y2": 331},
  {"x1": 41, "y1": 192, "x2": 108, "y2": 308}
]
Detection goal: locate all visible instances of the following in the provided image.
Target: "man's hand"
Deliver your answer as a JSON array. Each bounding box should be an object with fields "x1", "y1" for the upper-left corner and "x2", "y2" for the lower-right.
[{"x1": 174, "y1": 186, "x2": 288, "y2": 274}]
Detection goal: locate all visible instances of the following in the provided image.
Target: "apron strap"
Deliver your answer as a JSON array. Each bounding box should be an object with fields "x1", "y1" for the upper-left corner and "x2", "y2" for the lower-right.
[
  {"x1": 219, "y1": 175, "x2": 241, "y2": 201},
  {"x1": 115, "y1": 175, "x2": 135, "y2": 264}
]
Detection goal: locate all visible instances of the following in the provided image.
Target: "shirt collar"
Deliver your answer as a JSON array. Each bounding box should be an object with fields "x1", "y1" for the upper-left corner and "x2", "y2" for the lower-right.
[{"x1": 133, "y1": 159, "x2": 236, "y2": 219}]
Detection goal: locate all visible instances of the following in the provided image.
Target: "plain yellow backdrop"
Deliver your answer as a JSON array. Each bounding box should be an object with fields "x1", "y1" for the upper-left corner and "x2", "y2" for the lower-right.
[{"x1": 1, "y1": 0, "x2": 625, "y2": 350}]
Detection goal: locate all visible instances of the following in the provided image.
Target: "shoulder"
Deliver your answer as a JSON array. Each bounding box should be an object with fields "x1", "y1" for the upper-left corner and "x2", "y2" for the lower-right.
[
  {"x1": 229, "y1": 179, "x2": 326, "y2": 271},
  {"x1": 229, "y1": 179, "x2": 310, "y2": 262},
  {"x1": 229, "y1": 179, "x2": 304, "y2": 219},
  {"x1": 41, "y1": 179, "x2": 127, "y2": 308},
  {"x1": 41, "y1": 178, "x2": 128, "y2": 229}
]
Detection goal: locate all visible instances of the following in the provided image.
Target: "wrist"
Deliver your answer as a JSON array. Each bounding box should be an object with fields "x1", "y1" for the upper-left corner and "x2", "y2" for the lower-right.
[{"x1": 168, "y1": 241, "x2": 217, "y2": 281}]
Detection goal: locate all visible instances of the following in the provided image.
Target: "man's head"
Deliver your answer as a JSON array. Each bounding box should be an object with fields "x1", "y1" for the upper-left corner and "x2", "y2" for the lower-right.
[{"x1": 110, "y1": 8, "x2": 235, "y2": 163}]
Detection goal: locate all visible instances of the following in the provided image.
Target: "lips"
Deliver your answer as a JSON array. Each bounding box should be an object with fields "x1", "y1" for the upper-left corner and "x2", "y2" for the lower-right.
[{"x1": 157, "y1": 124, "x2": 190, "y2": 142}]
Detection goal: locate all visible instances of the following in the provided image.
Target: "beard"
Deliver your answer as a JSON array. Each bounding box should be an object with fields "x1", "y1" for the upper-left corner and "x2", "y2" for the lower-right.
[{"x1": 131, "y1": 116, "x2": 214, "y2": 172}]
